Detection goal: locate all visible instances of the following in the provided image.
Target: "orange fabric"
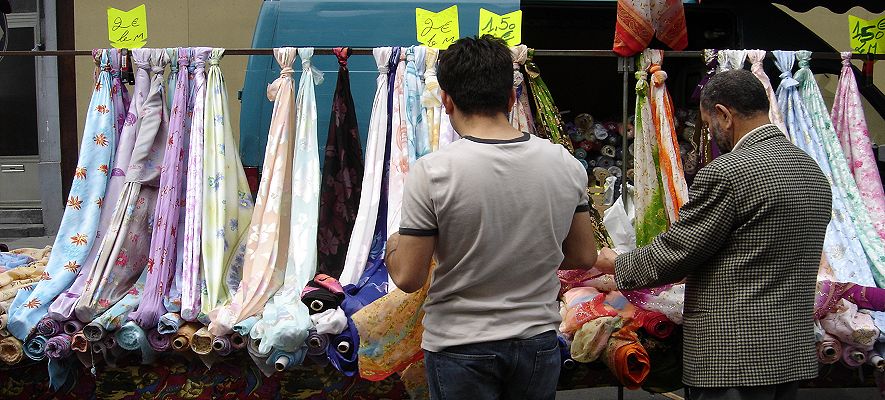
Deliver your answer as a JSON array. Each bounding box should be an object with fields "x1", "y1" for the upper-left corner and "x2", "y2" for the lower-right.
[
  {"x1": 603, "y1": 320, "x2": 651, "y2": 389},
  {"x1": 613, "y1": 0, "x2": 688, "y2": 57}
]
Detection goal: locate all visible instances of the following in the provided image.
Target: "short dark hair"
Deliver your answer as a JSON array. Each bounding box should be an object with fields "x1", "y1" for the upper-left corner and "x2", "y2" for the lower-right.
[
  {"x1": 700, "y1": 69, "x2": 770, "y2": 118},
  {"x1": 438, "y1": 35, "x2": 512, "y2": 117}
]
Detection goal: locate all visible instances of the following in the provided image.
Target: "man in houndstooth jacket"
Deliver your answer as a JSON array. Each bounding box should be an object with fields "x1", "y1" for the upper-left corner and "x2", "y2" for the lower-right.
[{"x1": 596, "y1": 69, "x2": 832, "y2": 400}]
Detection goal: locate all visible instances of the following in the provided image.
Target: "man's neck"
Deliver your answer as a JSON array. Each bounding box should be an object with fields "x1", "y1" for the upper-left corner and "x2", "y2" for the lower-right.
[
  {"x1": 455, "y1": 113, "x2": 523, "y2": 140},
  {"x1": 732, "y1": 114, "x2": 773, "y2": 145}
]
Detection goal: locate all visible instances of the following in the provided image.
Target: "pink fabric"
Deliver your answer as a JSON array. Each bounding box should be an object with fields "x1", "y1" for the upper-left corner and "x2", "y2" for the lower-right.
[
  {"x1": 819, "y1": 299, "x2": 879, "y2": 351},
  {"x1": 746, "y1": 50, "x2": 787, "y2": 134},
  {"x1": 831, "y1": 52, "x2": 885, "y2": 241},
  {"x1": 816, "y1": 280, "x2": 885, "y2": 320}
]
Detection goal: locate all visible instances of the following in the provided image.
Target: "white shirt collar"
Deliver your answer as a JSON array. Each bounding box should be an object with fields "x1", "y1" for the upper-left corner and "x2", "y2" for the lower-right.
[{"x1": 732, "y1": 124, "x2": 775, "y2": 152}]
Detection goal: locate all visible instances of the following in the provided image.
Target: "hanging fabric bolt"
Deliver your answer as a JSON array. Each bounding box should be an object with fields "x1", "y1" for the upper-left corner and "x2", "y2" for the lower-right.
[
  {"x1": 422, "y1": 47, "x2": 442, "y2": 151},
  {"x1": 83, "y1": 268, "x2": 148, "y2": 342},
  {"x1": 613, "y1": 0, "x2": 688, "y2": 57},
  {"x1": 509, "y1": 45, "x2": 535, "y2": 134},
  {"x1": 746, "y1": 50, "x2": 787, "y2": 134},
  {"x1": 525, "y1": 49, "x2": 575, "y2": 153}
]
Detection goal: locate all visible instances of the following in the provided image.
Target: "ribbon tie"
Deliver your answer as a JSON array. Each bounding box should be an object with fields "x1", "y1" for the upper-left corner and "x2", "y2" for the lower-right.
[
  {"x1": 650, "y1": 65, "x2": 667, "y2": 86},
  {"x1": 840, "y1": 51, "x2": 852, "y2": 67},
  {"x1": 796, "y1": 50, "x2": 812, "y2": 69},
  {"x1": 334, "y1": 47, "x2": 351, "y2": 67},
  {"x1": 301, "y1": 58, "x2": 325, "y2": 86},
  {"x1": 779, "y1": 71, "x2": 799, "y2": 88}
]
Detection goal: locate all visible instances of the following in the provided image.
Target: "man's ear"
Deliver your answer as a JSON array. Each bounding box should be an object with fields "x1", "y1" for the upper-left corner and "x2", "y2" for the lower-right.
[
  {"x1": 442, "y1": 90, "x2": 455, "y2": 116},
  {"x1": 714, "y1": 104, "x2": 734, "y2": 129}
]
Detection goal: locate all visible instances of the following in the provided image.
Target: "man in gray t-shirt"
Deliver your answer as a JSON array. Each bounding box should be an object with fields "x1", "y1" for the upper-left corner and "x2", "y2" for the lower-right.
[{"x1": 386, "y1": 35, "x2": 600, "y2": 400}]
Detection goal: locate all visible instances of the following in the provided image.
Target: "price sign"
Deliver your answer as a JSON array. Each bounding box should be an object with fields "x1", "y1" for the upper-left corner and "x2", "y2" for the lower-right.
[
  {"x1": 107, "y1": 4, "x2": 147, "y2": 49},
  {"x1": 416, "y1": 5, "x2": 459, "y2": 50},
  {"x1": 478, "y1": 9, "x2": 522, "y2": 46},
  {"x1": 849, "y1": 15, "x2": 885, "y2": 55}
]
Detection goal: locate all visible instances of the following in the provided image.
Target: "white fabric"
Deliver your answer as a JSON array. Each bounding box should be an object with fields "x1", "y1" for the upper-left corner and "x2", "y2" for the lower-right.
[{"x1": 310, "y1": 307, "x2": 347, "y2": 335}]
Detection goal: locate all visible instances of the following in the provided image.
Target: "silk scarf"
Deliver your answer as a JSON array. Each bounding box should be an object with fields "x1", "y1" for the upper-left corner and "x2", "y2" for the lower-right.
[
  {"x1": 208, "y1": 47, "x2": 298, "y2": 336},
  {"x1": 831, "y1": 52, "x2": 885, "y2": 241},
  {"x1": 317, "y1": 48, "x2": 364, "y2": 279},
  {"x1": 386, "y1": 48, "x2": 409, "y2": 271},
  {"x1": 746, "y1": 50, "x2": 787, "y2": 134},
  {"x1": 73, "y1": 48, "x2": 168, "y2": 323},
  {"x1": 794, "y1": 51, "x2": 885, "y2": 286},
  {"x1": 525, "y1": 49, "x2": 575, "y2": 153},
  {"x1": 404, "y1": 47, "x2": 430, "y2": 161},
  {"x1": 509, "y1": 45, "x2": 535, "y2": 134},
  {"x1": 8, "y1": 50, "x2": 117, "y2": 340},
  {"x1": 129, "y1": 48, "x2": 192, "y2": 329},
  {"x1": 340, "y1": 48, "x2": 392, "y2": 287},
  {"x1": 613, "y1": 0, "x2": 688, "y2": 57},
  {"x1": 422, "y1": 48, "x2": 442, "y2": 151},
  {"x1": 200, "y1": 48, "x2": 255, "y2": 318},
  {"x1": 716, "y1": 49, "x2": 746, "y2": 72}
]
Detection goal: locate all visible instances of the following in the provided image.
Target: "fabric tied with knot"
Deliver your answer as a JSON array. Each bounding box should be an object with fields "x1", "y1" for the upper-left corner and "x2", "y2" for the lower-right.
[
  {"x1": 691, "y1": 49, "x2": 718, "y2": 101},
  {"x1": 208, "y1": 47, "x2": 297, "y2": 337},
  {"x1": 509, "y1": 45, "x2": 535, "y2": 133},
  {"x1": 747, "y1": 49, "x2": 787, "y2": 134}
]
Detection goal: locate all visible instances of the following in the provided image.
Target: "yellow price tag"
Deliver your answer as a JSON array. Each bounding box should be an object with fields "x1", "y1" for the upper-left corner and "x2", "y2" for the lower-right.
[
  {"x1": 478, "y1": 9, "x2": 522, "y2": 46},
  {"x1": 107, "y1": 4, "x2": 147, "y2": 49},
  {"x1": 416, "y1": 5, "x2": 459, "y2": 50},
  {"x1": 849, "y1": 15, "x2": 885, "y2": 55}
]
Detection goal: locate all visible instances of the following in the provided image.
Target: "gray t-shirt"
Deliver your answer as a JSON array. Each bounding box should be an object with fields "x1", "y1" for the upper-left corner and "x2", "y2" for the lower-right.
[{"x1": 400, "y1": 133, "x2": 590, "y2": 352}]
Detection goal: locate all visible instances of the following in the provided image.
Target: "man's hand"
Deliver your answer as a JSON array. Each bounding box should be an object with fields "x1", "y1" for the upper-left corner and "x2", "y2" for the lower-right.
[{"x1": 594, "y1": 247, "x2": 618, "y2": 275}]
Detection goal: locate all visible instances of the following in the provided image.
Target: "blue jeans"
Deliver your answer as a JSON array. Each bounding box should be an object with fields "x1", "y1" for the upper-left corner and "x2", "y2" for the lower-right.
[{"x1": 423, "y1": 331, "x2": 560, "y2": 400}]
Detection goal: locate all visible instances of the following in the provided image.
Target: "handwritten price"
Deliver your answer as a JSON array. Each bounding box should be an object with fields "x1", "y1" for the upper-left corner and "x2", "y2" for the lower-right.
[
  {"x1": 478, "y1": 9, "x2": 522, "y2": 46},
  {"x1": 107, "y1": 4, "x2": 147, "y2": 49},
  {"x1": 849, "y1": 15, "x2": 885, "y2": 55},
  {"x1": 416, "y1": 6, "x2": 459, "y2": 50}
]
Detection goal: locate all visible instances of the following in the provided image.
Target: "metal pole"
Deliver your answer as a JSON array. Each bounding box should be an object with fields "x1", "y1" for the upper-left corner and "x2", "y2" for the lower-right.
[{"x1": 618, "y1": 56, "x2": 634, "y2": 206}]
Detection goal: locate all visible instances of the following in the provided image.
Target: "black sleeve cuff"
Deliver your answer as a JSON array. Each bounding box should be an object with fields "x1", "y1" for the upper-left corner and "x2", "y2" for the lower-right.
[
  {"x1": 575, "y1": 204, "x2": 591, "y2": 213},
  {"x1": 400, "y1": 227, "x2": 439, "y2": 236}
]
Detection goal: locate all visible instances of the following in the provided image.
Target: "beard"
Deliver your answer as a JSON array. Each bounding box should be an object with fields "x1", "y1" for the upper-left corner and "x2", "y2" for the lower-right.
[{"x1": 710, "y1": 121, "x2": 732, "y2": 153}]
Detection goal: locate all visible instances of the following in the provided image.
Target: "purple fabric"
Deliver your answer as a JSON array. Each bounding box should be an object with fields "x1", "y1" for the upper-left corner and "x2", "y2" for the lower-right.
[
  {"x1": 36, "y1": 317, "x2": 62, "y2": 337},
  {"x1": 816, "y1": 280, "x2": 885, "y2": 319},
  {"x1": 45, "y1": 334, "x2": 73, "y2": 359},
  {"x1": 212, "y1": 335, "x2": 232, "y2": 356},
  {"x1": 63, "y1": 319, "x2": 84, "y2": 335},
  {"x1": 147, "y1": 328, "x2": 171, "y2": 352},
  {"x1": 111, "y1": 49, "x2": 132, "y2": 141},
  {"x1": 128, "y1": 49, "x2": 191, "y2": 329}
]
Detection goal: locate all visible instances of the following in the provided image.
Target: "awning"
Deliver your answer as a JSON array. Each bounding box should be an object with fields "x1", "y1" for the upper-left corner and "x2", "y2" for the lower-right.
[{"x1": 701, "y1": 0, "x2": 885, "y2": 13}]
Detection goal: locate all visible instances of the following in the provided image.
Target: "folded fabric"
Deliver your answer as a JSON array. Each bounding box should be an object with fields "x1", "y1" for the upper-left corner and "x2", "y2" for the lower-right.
[
  {"x1": 45, "y1": 333, "x2": 73, "y2": 359},
  {"x1": 561, "y1": 290, "x2": 627, "y2": 335},
  {"x1": 0, "y1": 253, "x2": 34, "y2": 269},
  {"x1": 172, "y1": 322, "x2": 200, "y2": 352},
  {"x1": 0, "y1": 336, "x2": 23, "y2": 364},
  {"x1": 562, "y1": 287, "x2": 606, "y2": 308},
  {"x1": 63, "y1": 319, "x2": 84, "y2": 335},
  {"x1": 147, "y1": 328, "x2": 171, "y2": 352},
  {"x1": 71, "y1": 333, "x2": 89, "y2": 353},
  {"x1": 340, "y1": 257, "x2": 390, "y2": 317},
  {"x1": 635, "y1": 310, "x2": 676, "y2": 339},
  {"x1": 820, "y1": 299, "x2": 879, "y2": 350},
  {"x1": 36, "y1": 316, "x2": 62, "y2": 337},
  {"x1": 24, "y1": 335, "x2": 48, "y2": 361},
  {"x1": 328, "y1": 319, "x2": 360, "y2": 377},
  {"x1": 230, "y1": 332, "x2": 247, "y2": 350},
  {"x1": 212, "y1": 335, "x2": 232, "y2": 356},
  {"x1": 116, "y1": 321, "x2": 155, "y2": 364},
  {"x1": 270, "y1": 346, "x2": 308, "y2": 371},
  {"x1": 622, "y1": 284, "x2": 685, "y2": 324},
  {"x1": 311, "y1": 307, "x2": 348, "y2": 335},
  {"x1": 603, "y1": 322, "x2": 651, "y2": 390},
  {"x1": 816, "y1": 280, "x2": 885, "y2": 319},
  {"x1": 8, "y1": 246, "x2": 51, "y2": 261},
  {"x1": 191, "y1": 327, "x2": 214, "y2": 355},
  {"x1": 842, "y1": 345, "x2": 866, "y2": 367},
  {"x1": 158, "y1": 312, "x2": 185, "y2": 335},
  {"x1": 0, "y1": 264, "x2": 44, "y2": 287},
  {"x1": 557, "y1": 269, "x2": 605, "y2": 296},
  {"x1": 0, "y1": 278, "x2": 41, "y2": 302},
  {"x1": 301, "y1": 287, "x2": 344, "y2": 315},
  {"x1": 571, "y1": 316, "x2": 620, "y2": 363}
]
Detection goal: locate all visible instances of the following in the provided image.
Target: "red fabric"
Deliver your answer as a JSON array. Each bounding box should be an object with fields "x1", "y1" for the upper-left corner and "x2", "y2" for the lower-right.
[{"x1": 613, "y1": 0, "x2": 688, "y2": 57}]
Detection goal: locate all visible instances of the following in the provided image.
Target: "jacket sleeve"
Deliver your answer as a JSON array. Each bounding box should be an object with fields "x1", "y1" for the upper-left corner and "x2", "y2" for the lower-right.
[{"x1": 615, "y1": 163, "x2": 735, "y2": 290}]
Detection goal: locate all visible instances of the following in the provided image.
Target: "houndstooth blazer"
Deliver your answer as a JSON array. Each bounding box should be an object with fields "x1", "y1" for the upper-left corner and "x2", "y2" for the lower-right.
[{"x1": 615, "y1": 124, "x2": 832, "y2": 387}]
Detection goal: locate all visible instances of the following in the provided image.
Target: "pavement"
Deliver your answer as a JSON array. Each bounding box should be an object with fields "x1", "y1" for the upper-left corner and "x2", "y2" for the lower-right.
[{"x1": 0, "y1": 235, "x2": 55, "y2": 250}]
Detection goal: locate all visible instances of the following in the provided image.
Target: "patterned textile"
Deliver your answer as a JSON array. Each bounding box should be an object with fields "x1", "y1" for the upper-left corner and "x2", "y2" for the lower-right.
[
  {"x1": 179, "y1": 47, "x2": 211, "y2": 322},
  {"x1": 509, "y1": 45, "x2": 535, "y2": 133},
  {"x1": 421, "y1": 48, "x2": 442, "y2": 151},
  {"x1": 200, "y1": 48, "x2": 254, "y2": 318},
  {"x1": 691, "y1": 49, "x2": 717, "y2": 101},
  {"x1": 602, "y1": 320, "x2": 650, "y2": 390},
  {"x1": 525, "y1": 49, "x2": 575, "y2": 153},
  {"x1": 86, "y1": 269, "x2": 147, "y2": 342},
  {"x1": 405, "y1": 47, "x2": 430, "y2": 160},
  {"x1": 253, "y1": 47, "x2": 323, "y2": 354},
  {"x1": 615, "y1": 125, "x2": 831, "y2": 386},
  {"x1": 632, "y1": 51, "x2": 669, "y2": 247},
  {"x1": 386, "y1": 48, "x2": 408, "y2": 271},
  {"x1": 646, "y1": 49, "x2": 688, "y2": 224},
  {"x1": 73, "y1": 48, "x2": 168, "y2": 324},
  {"x1": 613, "y1": 0, "x2": 687, "y2": 56},
  {"x1": 774, "y1": 52, "x2": 874, "y2": 290},
  {"x1": 317, "y1": 48, "x2": 364, "y2": 279},
  {"x1": 819, "y1": 299, "x2": 879, "y2": 350},
  {"x1": 746, "y1": 50, "x2": 787, "y2": 134},
  {"x1": 831, "y1": 52, "x2": 885, "y2": 242},
  {"x1": 109, "y1": 49, "x2": 131, "y2": 141},
  {"x1": 340, "y1": 48, "x2": 392, "y2": 287},
  {"x1": 128, "y1": 48, "x2": 192, "y2": 330},
  {"x1": 716, "y1": 49, "x2": 746, "y2": 72},
  {"x1": 8, "y1": 50, "x2": 117, "y2": 340},
  {"x1": 208, "y1": 48, "x2": 298, "y2": 336},
  {"x1": 48, "y1": 48, "x2": 147, "y2": 322}
]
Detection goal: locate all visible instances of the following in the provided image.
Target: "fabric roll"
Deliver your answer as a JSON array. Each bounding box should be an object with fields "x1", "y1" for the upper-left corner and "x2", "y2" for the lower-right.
[
  {"x1": 353, "y1": 264, "x2": 432, "y2": 381},
  {"x1": 82, "y1": 322, "x2": 106, "y2": 343},
  {"x1": 0, "y1": 314, "x2": 6, "y2": 331},
  {"x1": 71, "y1": 333, "x2": 89, "y2": 353},
  {"x1": 639, "y1": 332, "x2": 683, "y2": 394},
  {"x1": 45, "y1": 333, "x2": 73, "y2": 359},
  {"x1": 571, "y1": 316, "x2": 620, "y2": 363},
  {"x1": 270, "y1": 346, "x2": 308, "y2": 371},
  {"x1": 869, "y1": 352, "x2": 885, "y2": 369},
  {"x1": 422, "y1": 47, "x2": 442, "y2": 151},
  {"x1": 147, "y1": 328, "x2": 171, "y2": 352},
  {"x1": 24, "y1": 335, "x2": 47, "y2": 361},
  {"x1": 843, "y1": 345, "x2": 866, "y2": 368},
  {"x1": 212, "y1": 335, "x2": 232, "y2": 356},
  {"x1": 129, "y1": 48, "x2": 193, "y2": 329},
  {"x1": 311, "y1": 307, "x2": 348, "y2": 336},
  {"x1": 200, "y1": 48, "x2": 254, "y2": 319},
  {"x1": 103, "y1": 334, "x2": 117, "y2": 350},
  {"x1": 190, "y1": 327, "x2": 214, "y2": 355},
  {"x1": 306, "y1": 330, "x2": 329, "y2": 356},
  {"x1": 253, "y1": 47, "x2": 323, "y2": 354},
  {"x1": 115, "y1": 321, "x2": 155, "y2": 364},
  {"x1": 636, "y1": 310, "x2": 676, "y2": 339},
  {"x1": 318, "y1": 47, "x2": 364, "y2": 279},
  {"x1": 795, "y1": 51, "x2": 885, "y2": 286},
  {"x1": 301, "y1": 286, "x2": 343, "y2": 314},
  {"x1": 36, "y1": 316, "x2": 62, "y2": 337},
  {"x1": 230, "y1": 332, "x2": 247, "y2": 350},
  {"x1": 208, "y1": 47, "x2": 298, "y2": 336},
  {"x1": 0, "y1": 336, "x2": 23, "y2": 365},
  {"x1": 603, "y1": 322, "x2": 651, "y2": 389},
  {"x1": 172, "y1": 322, "x2": 200, "y2": 352},
  {"x1": 509, "y1": 45, "x2": 535, "y2": 133},
  {"x1": 525, "y1": 49, "x2": 574, "y2": 153},
  {"x1": 246, "y1": 336, "x2": 276, "y2": 377},
  {"x1": 832, "y1": 52, "x2": 885, "y2": 241},
  {"x1": 158, "y1": 312, "x2": 185, "y2": 335},
  {"x1": 63, "y1": 319, "x2": 84, "y2": 335},
  {"x1": 613, "y1": 0, "x2": 687, "y2": 57},
  {"x1": 232, "y1": 316, "x2": 257, "y2": 337},
  {"x1": 328, "y1": 319, "x2": 360, "y2": 377},
  {"x1": 8, "y1": 50, "x2": 118, "y2": 340},
  {"x1": 773, "y1": 51, "x2": 879, "y2": 288},
  {"x1": 340, "y1": 47, "x2": 392, "y2": 287},
  {"x1": 746, "y1": 50, "x2": 787, "y2": 133},
  {"x1": 820, "y1": 299, "x2": 879, "y2": 350}
]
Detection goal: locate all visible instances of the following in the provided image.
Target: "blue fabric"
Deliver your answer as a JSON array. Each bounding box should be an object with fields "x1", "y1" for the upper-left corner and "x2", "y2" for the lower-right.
[
  {"x1": 327, "y1": 318, "x2": 360, "y2": 377},
  {"x1": 423, "y1": 331, "x2": 561, "y2": 400},
  {"x1": 24, "y1": 335, "x2": 47, "y2": 361},
  {"x1": 158, "y1": 312, "x2": 185, "y2": 335},
  {"x1": 116, "y1": 321, "x2": 156, "y2": 364},
  {"x1": 233, "y1": 316, "x2": 258, "y2": 337},
  {"x1": 8, "y1": 50, "x2": 117, "y2": 340},
  {"x1": 268, "y1": 345, "x2": 308, "y2": 371},
  {"x1": 0, "y1": 253, "x2": 33, "y2": 269}
]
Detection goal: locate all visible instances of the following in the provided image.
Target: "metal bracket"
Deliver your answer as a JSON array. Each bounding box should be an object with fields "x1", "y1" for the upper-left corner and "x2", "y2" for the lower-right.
[{"x1": 617, "y1": 56, "x2": 635, "y2": 73}]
